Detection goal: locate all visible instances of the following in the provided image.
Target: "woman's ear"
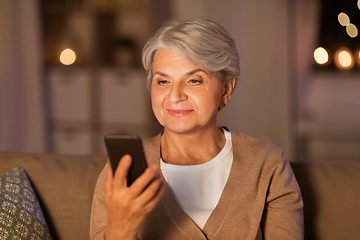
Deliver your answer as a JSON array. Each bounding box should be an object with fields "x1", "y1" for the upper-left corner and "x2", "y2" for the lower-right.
[{"x1": 222, "y1": 78, "x2": 236, "y2": 105}]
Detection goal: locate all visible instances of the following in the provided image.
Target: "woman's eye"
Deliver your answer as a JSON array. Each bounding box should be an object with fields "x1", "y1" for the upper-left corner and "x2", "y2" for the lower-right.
[
  {"x1": 189, "y1": 79, "x2": 202, "y2": 84},
  {"x1": 157, "y1": 80, "x2": 168, "y2": 85}
]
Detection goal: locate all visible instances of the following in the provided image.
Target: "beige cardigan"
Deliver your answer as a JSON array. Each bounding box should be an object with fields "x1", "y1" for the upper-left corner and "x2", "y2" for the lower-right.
[{"x1": 90, "y1": 132, "x2": 304, "y2": 239}]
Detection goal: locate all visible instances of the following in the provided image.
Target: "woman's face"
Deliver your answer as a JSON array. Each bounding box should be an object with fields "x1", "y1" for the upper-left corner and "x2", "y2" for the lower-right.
[{"x1": 150, "y1": 48, "x2": 225, "y2": 135}]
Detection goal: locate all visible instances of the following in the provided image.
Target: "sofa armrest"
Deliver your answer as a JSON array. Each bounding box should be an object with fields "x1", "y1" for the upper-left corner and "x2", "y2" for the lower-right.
[
  {"x1": 291, "y1": 160, "x2": 360, "y2": 240},
  {"x1": 0, "y1": 152, "x2": 107, "y2": 240}
]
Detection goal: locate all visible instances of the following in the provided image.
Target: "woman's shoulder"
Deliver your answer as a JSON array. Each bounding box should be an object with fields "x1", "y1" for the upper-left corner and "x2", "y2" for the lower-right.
[
  {"x1": 143, "y1": 134, "x2": 161, "y2": 147},
  {"x1": 230, "y1": 130, "x2": 286, "y2": 167},
  {"x1": 143, "y1": 134, "x2": 162, "y2": 165},
  {"x1": 143, "y1": 134, "x2": 161, "y2": 153},
  {"x1": 231, "y1": 131, "x2": 282, "y2": 152}
]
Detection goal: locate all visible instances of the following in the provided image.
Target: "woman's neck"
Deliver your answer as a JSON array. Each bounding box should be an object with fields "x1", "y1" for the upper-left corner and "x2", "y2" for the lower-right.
[{"x1": 160, "y1": 126, "x2": 226, "y2": 165}]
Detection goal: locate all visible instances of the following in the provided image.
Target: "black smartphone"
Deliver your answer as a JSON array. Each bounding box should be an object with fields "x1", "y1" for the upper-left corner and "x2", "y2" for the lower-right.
[{"x1": 104, "y1": 134, "x2": 148, "y2": 186}]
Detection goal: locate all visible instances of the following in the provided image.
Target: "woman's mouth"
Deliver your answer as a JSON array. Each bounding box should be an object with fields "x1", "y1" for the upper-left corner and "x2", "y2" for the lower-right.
[{"x1": 167, "y1": 109, "x2": 193, "y2": 117}]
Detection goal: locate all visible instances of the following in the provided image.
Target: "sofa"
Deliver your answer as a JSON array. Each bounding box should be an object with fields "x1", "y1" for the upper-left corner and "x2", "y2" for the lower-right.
[
  {"x1": 0, "y1": 151, "x2": 107, "y2": 240},
  {"x1": 1, "y1": 151, "x2": 359, "y2": 240},
  {"x1": 291, "y1": 160, "x2": 360, "y2": 239}
]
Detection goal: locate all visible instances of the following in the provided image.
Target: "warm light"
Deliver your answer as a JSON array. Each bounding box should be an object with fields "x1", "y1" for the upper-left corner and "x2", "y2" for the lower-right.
[
  {"x1": 60, "y1": 48, "x2": 76, "y2": 65},
  {"x1": 338, "y1": 13, "x2": 350, "y2": 26},
  {"x1": 358, "y1": 0, "x2": 360, "y2": 10},
  {"x1": 334, "y1": 48, "x2": 354, "y2": 70},
  {"x1": 346, "y1": 23, "x2": 358, "y2": 38},
  {"x1": 355, "y1": 49, "x2": 360, "y2": 67},
  {"x1": 314, "y1": 47, "x2": 329, "y2": 65},
  {"x1": 339, "y1": 51, "x2": 351, "y2": 67}
]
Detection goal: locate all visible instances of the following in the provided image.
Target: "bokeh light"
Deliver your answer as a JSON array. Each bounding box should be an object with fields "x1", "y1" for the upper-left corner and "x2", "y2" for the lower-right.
[
  {"x1": 338, "y1": 12, "x2": 350, "y2": 26},
  {"x1": 60, "y1": 48, "x2": 76, "y2": 65},
  {"x1": 314, "y1": 47, "x2": 329, "y2": 65},
  {"x1": 346, "y1": 23, "x2": 358, "y2": 38},
  {"x1": 355, "y1": 49, "x2": 360, "y2": 67},
  {"x1": 334, "y1": 48, "x2": 354, "y2": 70}
]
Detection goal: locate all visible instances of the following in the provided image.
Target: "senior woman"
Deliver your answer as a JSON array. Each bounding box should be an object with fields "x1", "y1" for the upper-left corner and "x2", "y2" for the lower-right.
[{"x1": 90, "y1": 19, "x2": 304, "y2": 240}]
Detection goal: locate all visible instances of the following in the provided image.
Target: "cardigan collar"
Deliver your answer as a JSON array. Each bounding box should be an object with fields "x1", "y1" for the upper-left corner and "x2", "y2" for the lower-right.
[{"x1": 143, "y1": 131, "x2": 247, "y2": 238}]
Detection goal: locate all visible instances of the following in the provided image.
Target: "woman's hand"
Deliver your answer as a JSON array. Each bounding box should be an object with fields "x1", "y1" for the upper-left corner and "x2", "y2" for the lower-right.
[{"x1": 104, "y1": 154, "x2": 166, "y2": 240}]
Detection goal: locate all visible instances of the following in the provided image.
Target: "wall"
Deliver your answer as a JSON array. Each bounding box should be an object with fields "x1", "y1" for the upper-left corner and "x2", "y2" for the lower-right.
[
  {"x1": 0, "y1": 0, "x2": 324, "y2": 160},
  {"x1": 0, "y1": 0, "x2": 45, "y2": 153}
]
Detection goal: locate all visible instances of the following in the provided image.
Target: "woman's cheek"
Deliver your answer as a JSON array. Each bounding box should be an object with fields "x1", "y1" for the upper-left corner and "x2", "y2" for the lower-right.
[{"x1": 151, "y1": 91, "x2": 165, "y2": 125}]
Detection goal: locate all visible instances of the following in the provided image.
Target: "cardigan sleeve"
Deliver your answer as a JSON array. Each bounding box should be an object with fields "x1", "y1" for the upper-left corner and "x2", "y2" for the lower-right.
[
  {"x1": 90, "y1": 161, "x2": 110, "y2": 240},
  {"x1": 261, "y1": 152, "x2": 304, "y2": 239}
]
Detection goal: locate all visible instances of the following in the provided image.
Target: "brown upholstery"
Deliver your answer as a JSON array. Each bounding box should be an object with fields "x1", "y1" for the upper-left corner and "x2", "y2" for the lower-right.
[
  {"x1": 1, "y1": 151, "x2": 359, "y2": 240},
  {"x1": 0, "y1": 152, "x2": 107, "y2": 240},
  {"x1": 292, "y1": 160, "x2": 360, "y2": 240}
]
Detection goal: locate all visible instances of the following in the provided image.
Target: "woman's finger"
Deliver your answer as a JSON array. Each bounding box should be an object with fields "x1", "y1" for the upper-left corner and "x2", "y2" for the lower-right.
[
  {"x1": 128, "y1": 164, "x2": 160, "y2": 197},
  {"x1": 113, "y1": 154, "x2": 132, "y2": 190},
  {"x1": 104, "y1": 162, "x2": 165, "y2": 239},
  {"x1": 137, "y1": 173, "x2": 164, "y2": 203},
  {"x1": 142, "y1": 179, "x2": 166, "y2": 214}
]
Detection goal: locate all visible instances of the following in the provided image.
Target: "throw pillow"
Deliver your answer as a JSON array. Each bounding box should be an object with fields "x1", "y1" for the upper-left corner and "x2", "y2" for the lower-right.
[{"x1": 0, "y1": 167, "x2": 52, "y2": 240}]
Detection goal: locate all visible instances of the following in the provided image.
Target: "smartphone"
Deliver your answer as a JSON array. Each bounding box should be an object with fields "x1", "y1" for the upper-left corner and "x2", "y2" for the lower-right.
[{"x1": 104, "y1": 134, "x2": 148, "y2": 186}]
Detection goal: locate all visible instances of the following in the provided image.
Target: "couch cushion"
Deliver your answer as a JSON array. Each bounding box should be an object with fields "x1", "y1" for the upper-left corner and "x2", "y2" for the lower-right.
[
  {"x1": 291, "y1": 160, "x2": 360, "y2": 240},
  {"x1": 0, "y1": 152, "x2": 107, "y2": 240},
  {"x1": 0, "y1": 167, "x2": 52, "y2": 239}
]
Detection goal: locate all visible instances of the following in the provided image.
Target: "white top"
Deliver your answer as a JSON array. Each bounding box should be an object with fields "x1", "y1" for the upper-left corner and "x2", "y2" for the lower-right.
[{"x1": 160, "y1": 130, "x2": 233, "y2": 229}]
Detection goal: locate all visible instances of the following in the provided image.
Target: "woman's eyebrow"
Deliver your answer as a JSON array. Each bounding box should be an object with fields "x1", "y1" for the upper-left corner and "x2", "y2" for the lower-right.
[
  {"x1": 152, "y1": 69, "x2": 208, "y2": 78},
  {"x1": 186, "y1": 69, "x2": 209, "y2": 76},
  {"x1": 152, "y1": 71, "x2": 168, "y2": 77}
]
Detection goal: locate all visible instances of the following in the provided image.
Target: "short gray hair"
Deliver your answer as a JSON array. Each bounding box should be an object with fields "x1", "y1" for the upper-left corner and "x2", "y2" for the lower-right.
[{"x1": 142, "y1": 19, "x2": 240, "y2": 90}]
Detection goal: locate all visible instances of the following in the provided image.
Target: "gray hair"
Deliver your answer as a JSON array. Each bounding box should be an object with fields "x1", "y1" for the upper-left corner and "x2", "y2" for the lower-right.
[{"x1": 142, "y1": 19, "x2": 240, "y2": 90}]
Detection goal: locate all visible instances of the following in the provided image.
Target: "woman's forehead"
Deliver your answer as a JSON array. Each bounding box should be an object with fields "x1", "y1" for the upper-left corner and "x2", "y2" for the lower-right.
[{"x1": 152, "y1": 49, "x2": 209, "y2": 75}]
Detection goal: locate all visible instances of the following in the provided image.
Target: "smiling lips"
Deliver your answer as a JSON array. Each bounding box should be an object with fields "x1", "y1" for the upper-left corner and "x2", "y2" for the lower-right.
[{"x1": 167, "y1": 109, "x2": 193, "y2": 117}]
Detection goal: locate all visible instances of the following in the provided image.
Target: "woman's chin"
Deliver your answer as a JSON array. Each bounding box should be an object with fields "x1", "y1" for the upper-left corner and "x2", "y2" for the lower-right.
[{"x1": 163, "y1": 123, "x2": 196, "y2": 135}]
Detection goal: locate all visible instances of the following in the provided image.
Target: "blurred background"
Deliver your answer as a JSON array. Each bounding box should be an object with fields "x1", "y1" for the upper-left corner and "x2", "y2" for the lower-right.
[{"x1": 1, "y1": 0, "x2": 359, "y2": 161}]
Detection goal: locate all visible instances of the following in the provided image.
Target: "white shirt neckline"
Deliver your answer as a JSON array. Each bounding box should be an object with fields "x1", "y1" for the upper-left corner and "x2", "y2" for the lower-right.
[{"x1": 160, "y1": 129, "x2": 233, "y2": 229}]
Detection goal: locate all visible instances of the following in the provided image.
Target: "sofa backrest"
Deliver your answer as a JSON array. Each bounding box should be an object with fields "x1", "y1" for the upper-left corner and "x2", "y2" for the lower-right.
[
  {"x1": 0, "y1": 152, "x2": 107, "y2": 240},
  {"x1": 291, "y1": 160, "x2": 360, "y2": 240},
  {"x1": 2, "y1": 151, "x2": 359, "y2": 240}
]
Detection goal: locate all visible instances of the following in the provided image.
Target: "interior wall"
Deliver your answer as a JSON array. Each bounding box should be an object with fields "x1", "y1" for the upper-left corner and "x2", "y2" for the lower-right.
[
  {"x1": 0, "y1": 0, "x2": 45, "y2": 153},
  {"x1": 171, "y1": 0, "x2": 294, "y2": 159},
  {"x1": 0, "y1": 0, "x2": 321, "y2": 159}
]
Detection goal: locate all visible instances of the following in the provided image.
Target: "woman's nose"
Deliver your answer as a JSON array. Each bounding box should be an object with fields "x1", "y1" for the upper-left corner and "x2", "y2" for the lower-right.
[{"x1": 168, "y1": 83, "x2": 187, "y2": 103}]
